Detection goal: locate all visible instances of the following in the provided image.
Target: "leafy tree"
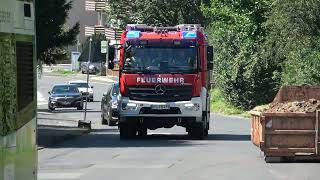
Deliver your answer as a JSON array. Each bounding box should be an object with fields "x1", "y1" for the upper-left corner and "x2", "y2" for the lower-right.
[
  {"x1": 261, "y1": 0, "x2": 320, "y2": 85},
  {"x1": 108, "y1": 0, "x2": 208, "y2": 28},
  {"x1": 36, "y1": 0, "x2": 80, "y2": 64},
  {"x1": 203, "y1": 0, "x2": 276, "y2": 109}
]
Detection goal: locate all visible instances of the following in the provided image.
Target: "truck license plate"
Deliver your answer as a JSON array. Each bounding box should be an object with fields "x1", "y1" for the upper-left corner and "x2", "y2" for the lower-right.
[{"x1": 151, "y1": 105, "x2": 170, "y2": 110}]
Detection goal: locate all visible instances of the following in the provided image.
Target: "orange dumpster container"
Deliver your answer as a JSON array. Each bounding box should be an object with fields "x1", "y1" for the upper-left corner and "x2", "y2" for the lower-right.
[{"x1": 250, "y1": 110, "x2": 320, "y2": 161}]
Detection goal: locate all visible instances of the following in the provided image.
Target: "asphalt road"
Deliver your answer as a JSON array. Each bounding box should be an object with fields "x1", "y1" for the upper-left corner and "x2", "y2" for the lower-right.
[{"x1": 37, "y1": 72, "x2": 320, "y2": 180}]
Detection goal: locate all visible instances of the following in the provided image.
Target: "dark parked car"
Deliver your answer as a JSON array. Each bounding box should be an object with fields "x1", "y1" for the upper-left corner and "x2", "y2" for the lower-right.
[
  {"x1": 48, "y1": 84, "x2": 83, "y2": 111},
  {"x1": 101, "y1": 82, "x2": 119, "y2": 126}
]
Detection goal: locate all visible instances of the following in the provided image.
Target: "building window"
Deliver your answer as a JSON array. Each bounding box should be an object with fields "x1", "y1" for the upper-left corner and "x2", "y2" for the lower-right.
[{"x1": 24, "y1": 3, "x2": 31, "y2": 17}]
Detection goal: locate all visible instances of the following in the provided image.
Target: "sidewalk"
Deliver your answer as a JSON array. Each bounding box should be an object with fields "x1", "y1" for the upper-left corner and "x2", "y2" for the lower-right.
[{"x1": 91, "y1": 75, "x2": 118, "y2": 83}]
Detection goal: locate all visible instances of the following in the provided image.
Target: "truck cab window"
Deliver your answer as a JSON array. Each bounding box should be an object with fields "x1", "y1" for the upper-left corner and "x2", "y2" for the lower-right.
[{"x1": 123, "y1": 46, "x2": 198, "y2": 74}]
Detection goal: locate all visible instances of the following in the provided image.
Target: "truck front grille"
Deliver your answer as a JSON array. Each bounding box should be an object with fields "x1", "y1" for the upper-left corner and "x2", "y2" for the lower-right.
[{"x1": 128, "y1": 85, "x2": 192, "y2": 102}]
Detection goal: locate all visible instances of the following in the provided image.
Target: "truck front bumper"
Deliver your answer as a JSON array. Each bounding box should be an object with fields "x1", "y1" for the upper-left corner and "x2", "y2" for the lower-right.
[{"x1": 120, "y1": 97, "x2": 203, "y2": 121}]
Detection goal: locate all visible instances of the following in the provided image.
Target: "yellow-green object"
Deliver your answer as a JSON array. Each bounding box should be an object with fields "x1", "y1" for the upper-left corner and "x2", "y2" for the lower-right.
[{"x1": 0, "y1": 0, "x2": 37, "y2": 179}]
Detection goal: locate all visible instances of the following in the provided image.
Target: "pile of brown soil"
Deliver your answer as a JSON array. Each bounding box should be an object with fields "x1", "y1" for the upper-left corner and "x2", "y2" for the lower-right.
[{"x1": 263, "y1": 99, "x2": 320, "y2": 113}]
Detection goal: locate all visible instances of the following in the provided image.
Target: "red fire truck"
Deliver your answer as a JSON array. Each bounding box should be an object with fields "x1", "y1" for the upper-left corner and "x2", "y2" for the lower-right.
[{"x1": 108, "y1": 24, "x2": 213, "y2": 139}]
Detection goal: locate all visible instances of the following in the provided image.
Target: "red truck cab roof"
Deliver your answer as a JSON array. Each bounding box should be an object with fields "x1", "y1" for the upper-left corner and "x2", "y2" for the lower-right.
[{"x1": 123, "y1": 24, "x2": 206, "y2": 41}]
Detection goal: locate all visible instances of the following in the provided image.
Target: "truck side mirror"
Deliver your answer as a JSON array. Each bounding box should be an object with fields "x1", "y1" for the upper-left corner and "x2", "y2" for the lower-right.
[{"x1": 207, "y1": 46, "x2": 214, "y2": 70}]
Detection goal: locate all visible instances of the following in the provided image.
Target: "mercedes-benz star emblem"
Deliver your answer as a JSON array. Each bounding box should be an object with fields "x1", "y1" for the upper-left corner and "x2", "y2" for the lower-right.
[{"x1": 155, "y1": 84, "x2": 166, "y2": 95}]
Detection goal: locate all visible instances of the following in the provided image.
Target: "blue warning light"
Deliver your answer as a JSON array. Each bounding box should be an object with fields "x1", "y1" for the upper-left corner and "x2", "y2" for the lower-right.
[
  {"x1": 126, "y1": 31, "x2": 141, "y2": 38},
  {"x1": 182, "y1": 31, "x2": 197, "y2": 38}
]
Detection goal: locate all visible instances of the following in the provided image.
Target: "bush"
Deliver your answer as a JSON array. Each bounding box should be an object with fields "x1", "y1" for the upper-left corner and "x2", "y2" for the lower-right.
[
  {"x1": 262, "y1": 0, "x2": 320, "y2": 85},
  {"x1": 203, "y1": 0, "x2": 277, "y2": 110}
]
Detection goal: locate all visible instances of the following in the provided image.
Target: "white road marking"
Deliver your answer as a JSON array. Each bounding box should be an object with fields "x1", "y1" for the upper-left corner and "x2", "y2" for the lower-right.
[
  {"x1": 91, "y1": 76, "x2": 116, "y2": 83},
  {"x1": 38, "y1": 172, "x2": 82, "y2": 179}
]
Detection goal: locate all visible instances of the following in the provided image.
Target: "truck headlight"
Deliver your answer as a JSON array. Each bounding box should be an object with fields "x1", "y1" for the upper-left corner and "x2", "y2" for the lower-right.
[
  {"x1": 122, "y1": 102, "x2": 137, "y2": 111},
  {"x1": 184, "y1": 103, "x2": 200, "y2": 111}
]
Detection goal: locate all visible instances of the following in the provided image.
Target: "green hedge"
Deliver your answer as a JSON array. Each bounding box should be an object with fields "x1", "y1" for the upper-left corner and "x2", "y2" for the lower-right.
[{"x1": 0, "y1": 34, "x2": 17, "y2": 136}]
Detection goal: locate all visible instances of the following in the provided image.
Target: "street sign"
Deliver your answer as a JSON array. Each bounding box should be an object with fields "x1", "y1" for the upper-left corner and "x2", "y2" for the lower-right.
[
  {"x1": 101, "y1": 40, "x2": 107, "y2": 53},
  {"x1": 71, "y1": 51, "x2": 81, "y2": 71}
]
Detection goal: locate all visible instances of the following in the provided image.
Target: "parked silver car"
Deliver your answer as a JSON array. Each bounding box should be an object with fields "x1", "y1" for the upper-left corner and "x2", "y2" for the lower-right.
[{"x1": 80, "y1": 62, "x2": 101, "y2": 74}]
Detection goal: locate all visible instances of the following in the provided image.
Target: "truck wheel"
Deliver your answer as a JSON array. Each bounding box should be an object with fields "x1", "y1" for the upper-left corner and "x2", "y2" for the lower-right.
[
  {"x1": 204, "y1": 115, "x2": 209, "y2": 137},
  {"x1": 138, "y1": 127, "x2": 147, "y2": 137},
  {"x1": 120, "y1": 123, "x2": 136, "y2": 140},
  {"x1": 191, "y1": 122, "x2": 205, "y2": 140},
  {"x1": 204, "y1": 128, "x2": 209, "y2": 137}
]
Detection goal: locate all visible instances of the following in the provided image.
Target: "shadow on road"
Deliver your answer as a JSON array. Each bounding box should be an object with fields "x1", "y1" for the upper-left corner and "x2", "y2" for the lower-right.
[
  {"x1": 38, "y1": 108, "x2": 100, "y2": 113},
  {"x1": 207, "y1": 134, "x2": 251, "y2": 141},
  {"x1": 49, "y1": 128, "x2": 251, "y2": 149},
  {"x1": 37, "y1": 125, "x2": 89, "y2": 149}
]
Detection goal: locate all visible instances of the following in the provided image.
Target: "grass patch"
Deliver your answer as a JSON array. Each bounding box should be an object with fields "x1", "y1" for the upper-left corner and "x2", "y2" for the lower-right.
[
  {"x1": 52, "y1": 69, "x2": 78, "y2": 76},
  {"x1": 210, "y1": 88, "x2": 249, "y2": 117}
]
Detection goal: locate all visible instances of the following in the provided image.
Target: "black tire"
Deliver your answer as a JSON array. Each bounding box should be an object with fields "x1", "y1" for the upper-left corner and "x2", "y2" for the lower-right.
[
  {"x1": 48, "y1": 106, "x2": 55, "y2": 111},
  {"x1": 108, "y1": 119, "x2": 117, "y2": 126},
  {"x1": 205, "y1": 115, "x2": 209, "y2": 137},
  {"x1": 190, "y1": 122, "x2": 205, "y2": 140},
  {"x1": 90, "y1": 98, "x2": 94, "y2": 102},
  {"x1": 101, "y1": 115, "x2": 108, "y2": 125},
  {"x1": 204, "y1": 128, "x2": 209, "y2": 137},
  {"x1": 137, "y1": 127, "x2": 147, "y2": 137},
  {"x1": 119, "y1": 122, "x2": 136, "y2": 140},
  {"x1": 77, "y1": 105, "x2": 83, "y2": 110}
]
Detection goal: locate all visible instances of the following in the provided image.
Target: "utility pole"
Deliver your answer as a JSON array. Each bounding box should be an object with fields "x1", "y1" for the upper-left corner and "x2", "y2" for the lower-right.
[{"x1": 84, "y1": 37, "x2": 92, "y2": 123}]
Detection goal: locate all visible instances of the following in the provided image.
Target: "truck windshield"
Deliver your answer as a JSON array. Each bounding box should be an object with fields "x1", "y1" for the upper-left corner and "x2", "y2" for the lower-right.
[{"x1": 123, "y1": 46, "x2": 198, "y2": 74}]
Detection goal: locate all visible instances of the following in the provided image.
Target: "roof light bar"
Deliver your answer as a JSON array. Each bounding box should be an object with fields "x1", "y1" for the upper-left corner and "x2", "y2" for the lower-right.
[{"x1": 125, "y1": 24, "x2": 203, "y2": 33}]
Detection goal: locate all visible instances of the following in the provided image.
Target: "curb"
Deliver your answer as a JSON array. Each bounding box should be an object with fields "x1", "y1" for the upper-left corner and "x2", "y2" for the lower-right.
[{"x1": 91, "y1": 76, "x2": 117, "y2": 83}]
